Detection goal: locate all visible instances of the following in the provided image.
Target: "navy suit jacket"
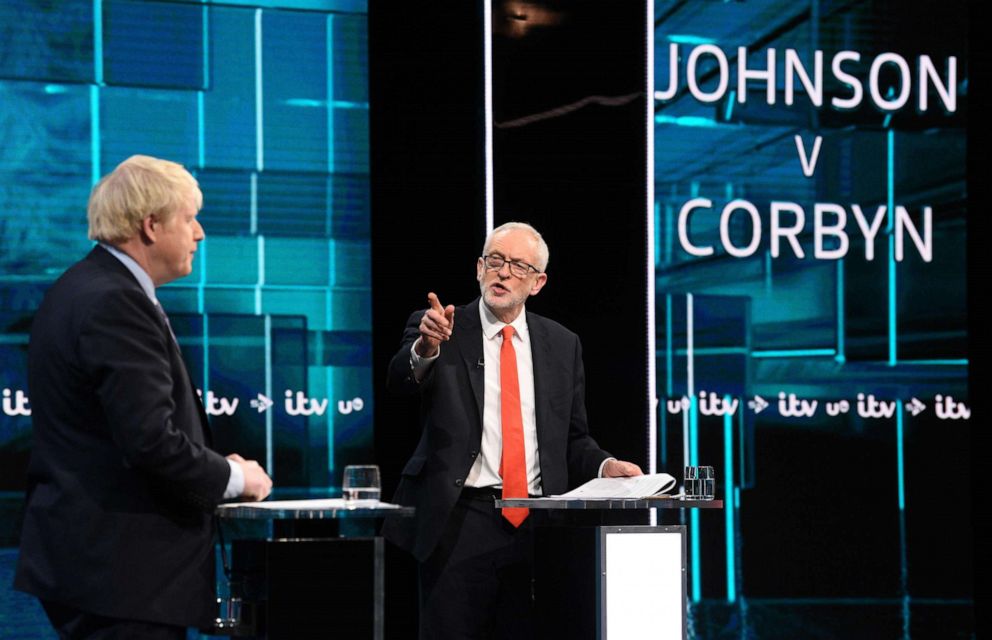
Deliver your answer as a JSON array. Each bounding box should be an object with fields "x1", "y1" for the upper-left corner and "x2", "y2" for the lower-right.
[
  {"x1": 382, "y1": 298, "x2": 610, "y2": 562},
  {"x1": 14, "y1": 246, "x2": 231, "y2": 628}
]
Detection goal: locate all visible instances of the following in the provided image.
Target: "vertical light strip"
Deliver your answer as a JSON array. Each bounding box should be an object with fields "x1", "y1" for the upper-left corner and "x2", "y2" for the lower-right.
[
  {"x1": 197, "y1": 237, "x2": 207, "y2": 314},
  {"x1": 687, "y1": 292, "x2": 700, "y2": 602},
  {"x1": 90, "y1": 85, "x2": 101, "y2": 185},
  {"x1": 203, "y1": 313, "x2": 210, "y2": 397},
  {"x1": 896, "y1": 400, "x2": 905, "y2": 511},
  {"x1": 250, "y1": 172, "x2": 259, "y2": 234},
  {"x1": 836, "y1": 260, "x2": 845, "y2": 363},
  {"x1": 690, "y1": 500, "x2": 701, "y2": 602},
  {"x1": 264, "y1": 314, "x2": 273, "y2": 476},
  {"x1": 93, "y1": 0, "x2": 104, "y2": 86},
  {"x1": 326, "y1": 239, "x2": 335, "y2": 325},
  {"x1": 198, "y1": 2, "x2": 208, "y2": 168},
  {"x1": 197, "y1": 92, "x2": 206, "y2": 169},
  {"x1": 887, "y1": 129, "x2": 896, "y2": 366},
  {"x1": 723, "y1": 397, "x2": 736, "y2": 602},
  {"x1": 665, "y1": 294, "x2": 673, "y2": 396},
  {"x1": 645, "y1": 0, "x2": 657, "y2": 486},
  {"x1": 256, "y1": 235, "x2": 265, "y2": 315},
  {"x1": 91, "y1": 0, "x2": 102, "y2": 184},
  {"x1": 896, "y1": 402, "x2": 909, "y2": 638},
  {"x1": 483, "y1": 0, "x2": 494, "y2": 232},
  {"x1": 686, "y1": 293, "x2": 694, "y2": 396},
  {"x1": 654, "y1": 201, "x2": 662, "y2": 267},
  {"x1": 255, "y1": 9, "x2": 264, "y2": 172},
  {"x1": 201, "y1": 1, "x2": 210, "y2": 88},
  {"x1": 326, "y1": 14, "x2": 336, "y2": 175}
]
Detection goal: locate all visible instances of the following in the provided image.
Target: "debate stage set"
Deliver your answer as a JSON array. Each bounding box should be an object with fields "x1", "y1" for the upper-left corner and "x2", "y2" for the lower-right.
[{"x1": 0, "y1": 1, "x2": 981, "y2": 638}]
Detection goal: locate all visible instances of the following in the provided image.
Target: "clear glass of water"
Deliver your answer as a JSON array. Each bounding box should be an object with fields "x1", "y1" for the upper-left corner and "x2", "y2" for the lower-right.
[
  {"x1": 683, "y1": 465, "x2": 715, "y2": 500},
  {"x1": 342, "y1": 464, "x2": 381, "y2": 504}
]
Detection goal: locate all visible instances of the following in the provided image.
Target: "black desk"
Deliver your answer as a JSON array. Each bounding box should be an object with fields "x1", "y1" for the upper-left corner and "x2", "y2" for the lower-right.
[{"x1": 213, "y1": 499, "x2": 414, "y2": 640}]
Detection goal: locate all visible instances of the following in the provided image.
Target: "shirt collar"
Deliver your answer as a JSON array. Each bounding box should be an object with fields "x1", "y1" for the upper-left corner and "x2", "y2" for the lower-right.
[
  {"x1": 480, "y1": 300, "x2": 529, "y2": 343},
  {"x1": 100, "y1": 242, "x2": 157, "y2": 304}
]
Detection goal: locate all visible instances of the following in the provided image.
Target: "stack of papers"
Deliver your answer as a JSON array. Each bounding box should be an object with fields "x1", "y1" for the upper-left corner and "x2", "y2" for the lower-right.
[{"x1": 549, "y1": 473, "x2": 677, "y2": 499}]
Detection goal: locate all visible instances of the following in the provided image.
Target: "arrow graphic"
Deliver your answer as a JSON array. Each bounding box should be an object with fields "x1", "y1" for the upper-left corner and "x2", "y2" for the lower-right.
[
  {"x1": 249, "y1": 393, "x2": 273, "y2": 413},
  {"x1": 906, "y1": 397, "x2": 926, "y2": 417},
  {"x1": 748, "y1": 395, "x2": 769, "y2": 414}
]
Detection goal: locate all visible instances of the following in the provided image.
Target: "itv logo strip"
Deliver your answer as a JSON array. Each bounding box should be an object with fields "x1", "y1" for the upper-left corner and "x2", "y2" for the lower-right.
[
  {"x1": 2, "y1": 388, "x2": 366, "y2": 418},
  {"x1": 662, "y1": 390, "x2": 969, "y2": 421}
]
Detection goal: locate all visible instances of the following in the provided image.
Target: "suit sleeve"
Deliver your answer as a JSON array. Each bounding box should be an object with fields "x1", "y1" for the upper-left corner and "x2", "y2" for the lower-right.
[
  {"x1": 77, "y1": 287, "x2": 230, "y2": 510},
  {"x1": 386, "y1": 309, "x2": 434, "y2": 396},
  {"x1": 566, "y1": 335, "x2": 613, "y2": 484}
]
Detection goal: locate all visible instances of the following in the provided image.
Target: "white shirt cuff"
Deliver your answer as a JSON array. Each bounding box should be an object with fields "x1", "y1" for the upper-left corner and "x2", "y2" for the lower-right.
[
  {"x1": 597, "y1": 457, "x2": 615, "y2": 478},
  {"x1": 224, "y1": 458, "x2": 245, "y2": 499},
  {"x1": 410, "y1": 339, "x2": 440, "y2": 382}
]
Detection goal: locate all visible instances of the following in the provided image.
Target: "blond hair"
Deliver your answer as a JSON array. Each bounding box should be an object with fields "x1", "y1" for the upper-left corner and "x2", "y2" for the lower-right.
[
  {"x1": 87, "y1": 155, "x2": 202, "y2": 243},
  {"x1": 482, "y1": 221, "x2": 550, "y2": 272}
]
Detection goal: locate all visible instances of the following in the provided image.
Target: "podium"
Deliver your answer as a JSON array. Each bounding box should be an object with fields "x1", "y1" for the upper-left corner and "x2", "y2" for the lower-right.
[
  {"x1": 213, "y1": 499, "x2": 414, "y2": 640},
  {"x1": 495, "y1": 496, "x2": 722, "y2": 640}
]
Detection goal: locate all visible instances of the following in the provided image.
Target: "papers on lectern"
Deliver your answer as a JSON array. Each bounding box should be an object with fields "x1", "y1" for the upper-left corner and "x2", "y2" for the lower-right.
[{"x1": 550, "y1": 473, "x2": 677, "y2": 499}]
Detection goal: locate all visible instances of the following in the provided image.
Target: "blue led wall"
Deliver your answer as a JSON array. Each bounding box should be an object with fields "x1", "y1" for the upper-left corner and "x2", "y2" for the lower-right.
[
  {"x1": 0, "y1": 0, "x2": 370, "y2": 540},
  {"x1": 652, "y1": 0, "x2": 971, "y2": 623}
]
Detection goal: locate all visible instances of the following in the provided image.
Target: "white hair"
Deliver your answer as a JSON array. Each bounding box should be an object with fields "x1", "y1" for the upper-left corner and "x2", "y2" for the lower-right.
[{"x1": 482, "y1": 221, "x2": 549, "y2": 272}]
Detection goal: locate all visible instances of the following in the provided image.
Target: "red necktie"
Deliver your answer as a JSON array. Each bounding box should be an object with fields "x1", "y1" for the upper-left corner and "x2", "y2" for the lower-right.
[{"x1": 499, "y1": 325, "x2": 529, "y2": 526}]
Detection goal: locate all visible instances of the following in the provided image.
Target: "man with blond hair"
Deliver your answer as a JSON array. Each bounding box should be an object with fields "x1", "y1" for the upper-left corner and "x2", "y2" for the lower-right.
[
  {"x1": 14, "y1": 155, "x2": 272, "y2": 639},
  {"x1": 384, "y1": 221, "x2": 642, "y2": 639}
]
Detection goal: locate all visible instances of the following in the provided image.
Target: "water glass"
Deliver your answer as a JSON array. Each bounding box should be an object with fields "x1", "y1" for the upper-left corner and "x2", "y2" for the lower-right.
[
  {"x1": 683, "y1": 465, "x2": 715, "y2": 500},
  {"x1": 342, "y1": 464, "x2": 381, "y2": 503}
]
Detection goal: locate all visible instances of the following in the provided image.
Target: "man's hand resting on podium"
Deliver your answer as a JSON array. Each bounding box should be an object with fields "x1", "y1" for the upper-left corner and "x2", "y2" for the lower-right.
[
  {"x1": 602, "y1": 459, "x2": 643, "y2": 478},
  {"x1": 227, "y1": 453, "x2": 273, "y2": 501}
]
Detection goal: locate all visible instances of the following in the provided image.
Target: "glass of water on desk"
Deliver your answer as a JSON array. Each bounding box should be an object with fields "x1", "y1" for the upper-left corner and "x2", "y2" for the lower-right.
[{"x1": 342, "y1": 465, "x2": 381, "y2": 504}]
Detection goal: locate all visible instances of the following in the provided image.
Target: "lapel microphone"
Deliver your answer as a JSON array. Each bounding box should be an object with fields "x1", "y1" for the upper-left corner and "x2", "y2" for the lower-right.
[{"x1": 476, "y1": 357, "x2": 485, "y2": 369}]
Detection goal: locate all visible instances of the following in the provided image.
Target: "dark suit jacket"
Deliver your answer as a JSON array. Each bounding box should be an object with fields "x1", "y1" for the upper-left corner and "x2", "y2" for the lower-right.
[
  {"x1": 382, "y1": 298, "x2": 610, "y2": 562},
  {"x1": 14, "y1": 246, "x2": 231, "y2": 628}
]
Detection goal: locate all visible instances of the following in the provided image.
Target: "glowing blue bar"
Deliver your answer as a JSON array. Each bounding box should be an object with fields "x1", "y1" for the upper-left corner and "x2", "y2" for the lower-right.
[
  {"x1": 896, "y1": 400, "x2": 905, "y2": 511},
  {"x1": 887, "y1": 130, "x2": 897, "y2": 366},
  {"x1": 667, "y1": 34, "x2": 716, "y2": 45},
  {"x1": 202, "y1": 2, "x2": 210, "y2": 89},
  {"x1": 93, "y1": 0, "x2": 104, "y2": 85},
  {"x1": 198, "y1": 238, "x2": 207, "y2": 313},
  {"x1": 688, "y1": 395, "x2": 701, "y2": 600},
  {"x1": 673, "y1": 347, "x2": 748, "y2": 356},
  {"x1": 689, "y1": 396, "x2": 698, "y2": 466},
  {"x1": 197, "y1": 92, "x2": 206, "y2": 168},
  {"x1": 326, "y1": 14, "x2": 336, "y2": 175},
  {"x1": 723, "y1": 396, "x2": 736, "y2": 602},
  {"x1": 836, "y1": 260, "x2": 845, "y2": 363},
  {"x1": 724, "y1": 90, "x2": 735, "y2": 121},
  {"x1": 898, "y1": 359, "x2": 968, "y2": 366},
  {"x1": 264, "y1": 314, "x2": 273, "y2": 476},
  {"x1": 655, "y1": 114, "x2": 723, "y2": 129},
  {"x1": 690, "y1": 506, "x2": 701, "y2": 602},
  {"x1": 752, "y1": 349, "x2": 836, "y2": 358},
  {"x1": 90, "y1": 85, "x2": 100, "y2": 185},
  {"x1": 255, "y1": 9, "x2": 264, "y2": 172},
  {"x1": 665, "y1": 294, "x2": 673, "y2": 396}
]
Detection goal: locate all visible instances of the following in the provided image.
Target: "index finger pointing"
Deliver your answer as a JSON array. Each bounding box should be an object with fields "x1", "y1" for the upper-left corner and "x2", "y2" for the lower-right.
[{"x1": 427, "y1": 292, "x2": 444, "y2": 313}]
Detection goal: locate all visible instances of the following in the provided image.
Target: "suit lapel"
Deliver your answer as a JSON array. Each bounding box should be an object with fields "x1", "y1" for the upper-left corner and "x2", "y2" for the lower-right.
[
  {"x1": 527, "y1": 311, "x2": 555, "y2": 458},
  {"x1": 91, "y1": 246, "x2": 214, "y2": 445},
  {"x1": 454, "y1": 299, "x2": 485, "y2": 432}
]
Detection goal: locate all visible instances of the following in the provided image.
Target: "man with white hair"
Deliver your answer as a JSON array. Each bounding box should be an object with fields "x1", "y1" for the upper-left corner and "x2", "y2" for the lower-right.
[
  {"x1": 384, "y1": 221, "x2": 642, "y2": 639},
  {"x1": 15, "y1": 155, "x2": 272, "y2": 639}
]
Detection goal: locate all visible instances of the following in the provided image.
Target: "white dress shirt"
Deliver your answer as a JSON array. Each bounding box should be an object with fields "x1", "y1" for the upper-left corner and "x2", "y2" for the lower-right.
[{"x1": 409, "y1": 301, "x2": 613, "y2": 495}]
